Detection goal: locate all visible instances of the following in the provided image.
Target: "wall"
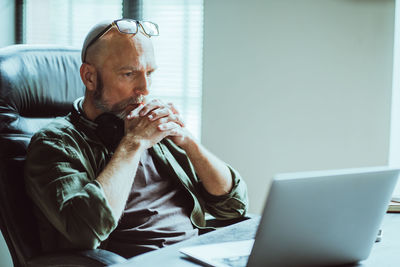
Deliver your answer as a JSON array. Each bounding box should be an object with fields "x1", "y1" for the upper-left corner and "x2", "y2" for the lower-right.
[
  {"x1": 390, "y1": 0, "x2": 400, "y2": 197},
  {"x1": 202, "y1": 0, "x2": 395, "y2": 214}
]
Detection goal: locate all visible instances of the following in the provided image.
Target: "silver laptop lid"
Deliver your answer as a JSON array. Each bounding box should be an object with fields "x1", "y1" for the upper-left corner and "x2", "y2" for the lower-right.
[{"x1": 248, "y1": 166, "x2": 399, "y2": 267}]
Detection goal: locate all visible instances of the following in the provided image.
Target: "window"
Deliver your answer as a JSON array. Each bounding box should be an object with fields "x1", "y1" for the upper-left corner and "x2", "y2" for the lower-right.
[
  {"x1": 143, "y1": 0, "x2": 203, "y2": 140},
  {"x1": 23, "y1": 0, "x2": 123, "y2": 47},
  {"x1": 22, "y1": 0, "x2": 203, "y2": 139}
]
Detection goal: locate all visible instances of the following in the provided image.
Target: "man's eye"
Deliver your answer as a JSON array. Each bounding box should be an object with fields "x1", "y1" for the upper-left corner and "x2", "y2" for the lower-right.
[
  {"x1": 146, "y1": 71, "x2": 153, "y2": 77},
  {"x1": 124, "y1": 72, "x2": 133, "y2": 77}
]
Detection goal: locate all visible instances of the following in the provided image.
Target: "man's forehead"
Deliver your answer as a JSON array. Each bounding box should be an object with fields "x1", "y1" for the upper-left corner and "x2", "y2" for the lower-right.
[
  {"x1": 102, "y1": 31, "x2": 156, "y2": 70},
  {"x1": 105, "y1": 29, "x2": 154, "y2": 53}
]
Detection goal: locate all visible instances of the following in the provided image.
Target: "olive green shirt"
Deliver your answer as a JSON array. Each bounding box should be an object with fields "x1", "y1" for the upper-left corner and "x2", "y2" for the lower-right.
[{"x1": 24, "y1": 114, "x2": 248, "y2": 251}]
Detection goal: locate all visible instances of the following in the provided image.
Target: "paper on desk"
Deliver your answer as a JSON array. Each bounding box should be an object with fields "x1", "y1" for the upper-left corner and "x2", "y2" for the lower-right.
[{"x1": 179, "y1": 239, "x2": 254, "y2": 267}]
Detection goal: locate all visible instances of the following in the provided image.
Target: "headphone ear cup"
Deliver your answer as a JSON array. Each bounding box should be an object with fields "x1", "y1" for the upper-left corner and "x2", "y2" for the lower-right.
[{"x1": 94, "y1": 113, "x2": 124, "y2": 150}]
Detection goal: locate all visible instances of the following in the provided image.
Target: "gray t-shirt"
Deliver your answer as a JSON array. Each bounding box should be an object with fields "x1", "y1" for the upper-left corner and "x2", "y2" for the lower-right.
[{"x1": 105, "y1": 149, "x2": 198, "y2": 258}]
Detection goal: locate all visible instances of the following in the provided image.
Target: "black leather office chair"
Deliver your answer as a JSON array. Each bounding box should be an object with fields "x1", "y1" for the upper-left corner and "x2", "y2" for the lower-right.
[{"x1": 0, "y1": 45, "x2": 126, "y2": 267}]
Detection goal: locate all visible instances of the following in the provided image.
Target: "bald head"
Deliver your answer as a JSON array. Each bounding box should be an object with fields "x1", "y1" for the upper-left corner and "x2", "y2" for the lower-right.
[
  {"x1": 80, "y1": 20, "x2": 157, "y2": 120},
  {"x1": 81, "y1": 19, "x2": 156, "y2": 67},
  {"x1": 81, "y1": 19, "x2": 113, "y2": 63},
  {"x1": 85, "y1": 28, "x2": 155, "y2": 69}
]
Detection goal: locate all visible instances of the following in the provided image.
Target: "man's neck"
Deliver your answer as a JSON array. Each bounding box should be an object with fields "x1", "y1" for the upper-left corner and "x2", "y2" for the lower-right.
[{"x1": 82, "y1": 95, "x2": 101, "y2": 121}]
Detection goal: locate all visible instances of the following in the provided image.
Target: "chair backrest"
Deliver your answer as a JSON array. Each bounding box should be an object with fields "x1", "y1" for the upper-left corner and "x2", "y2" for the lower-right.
[{"x1": 0, "y1": 45, "x2": 85, "y2": 266}]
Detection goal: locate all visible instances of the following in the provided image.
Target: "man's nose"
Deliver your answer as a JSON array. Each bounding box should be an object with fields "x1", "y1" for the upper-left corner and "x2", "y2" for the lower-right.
[{"x1": 134, "y1": 73, "x2": 149, "y2": 95}]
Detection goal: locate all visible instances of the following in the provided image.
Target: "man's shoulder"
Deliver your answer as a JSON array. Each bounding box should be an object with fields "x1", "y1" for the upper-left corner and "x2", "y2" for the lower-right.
[
  {"x1": 26, "y1": 115, "x2": 82, "y2": 163},
  {"x1": 31, "y1": 114, "x2": 78, "y2": 142}
]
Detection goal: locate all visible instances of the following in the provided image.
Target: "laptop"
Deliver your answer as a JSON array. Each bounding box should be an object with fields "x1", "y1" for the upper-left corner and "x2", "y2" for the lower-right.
[{"x1": 180, "y1": 166, "x2": 399, "y2": 267}]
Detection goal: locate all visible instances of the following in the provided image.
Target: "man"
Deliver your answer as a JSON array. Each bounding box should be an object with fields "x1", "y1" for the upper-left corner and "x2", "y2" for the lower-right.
[{"x1": 24, "y1": 19, "x2": 248, "y2": 258}]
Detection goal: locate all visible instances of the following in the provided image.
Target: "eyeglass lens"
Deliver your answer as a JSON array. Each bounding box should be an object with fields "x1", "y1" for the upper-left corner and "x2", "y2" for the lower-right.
[
  {"x1": 116, "y1": 20, "x2": 138, "y2": 34},
  {"x1": 141, "y1": 21, "x2": 159, "y2": 36},
  {"x1": 116, "y1": 20, "x2": 159, "y2": 36}
]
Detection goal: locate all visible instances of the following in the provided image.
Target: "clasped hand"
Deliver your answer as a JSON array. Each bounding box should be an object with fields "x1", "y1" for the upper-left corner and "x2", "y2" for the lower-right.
[{"x1": 124, "y1": 99, "x2": 191, "y2": 149}]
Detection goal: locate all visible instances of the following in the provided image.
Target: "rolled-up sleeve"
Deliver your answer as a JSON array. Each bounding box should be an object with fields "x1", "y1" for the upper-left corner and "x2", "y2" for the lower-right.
[
  {"x1": 198, "y1": 165, "x2": 248, "y2": 219},
  {"x1": 25, "y1": 135, "x2": 117, "y2": 249},
  {"x1": 160, "y1": 139, "x2": 249, "y2": 222}
]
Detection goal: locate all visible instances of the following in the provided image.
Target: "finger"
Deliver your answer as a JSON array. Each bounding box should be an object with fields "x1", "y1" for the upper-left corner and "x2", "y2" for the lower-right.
[
  {"x1": 148, "y1": 107, "x2": 171, "y2": 121},
  {"x1": 166, "y1": 127, "x2": 184, "y2": 140},
  {"x1": 151, "y1": 112, "x2": 184, "y2": 128},
  {"x1": 147, "y1": 107, "x2": 184, "y2": 127},
  {"x1": 139, "y1": 99, "x2": 164, "y2": 116},
  {"x1": 167, "y1": 102, "x2": 180, "y2": 115},
  {"x1": 152, "y1": 117, "x2": 169, "y2": 126},
  {"x1": 158, "y1": 121, "x2": 180, "y2": 131},
  {"x1": 163, "y1": 112, "x2": 185, "y2": 127},
  {"x1": 175, "y1": 114, "x2": 185, "y2": 127},
  {"x1": 166, "y1": 103, "x2": 185, "y2": 126},
  {"x1": 127, "y1": 103, "x2": 145, "y2": 119}
]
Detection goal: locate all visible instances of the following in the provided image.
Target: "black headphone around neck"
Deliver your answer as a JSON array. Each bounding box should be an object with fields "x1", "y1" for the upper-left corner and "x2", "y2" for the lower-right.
[{"x1": 71, "y1": 98, "x2": 124, "y2": 151}]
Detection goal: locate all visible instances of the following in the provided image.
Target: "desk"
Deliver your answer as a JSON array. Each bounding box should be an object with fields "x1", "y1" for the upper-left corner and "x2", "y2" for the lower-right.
[{"x1": 112, "y1": 214, "x2": 400, "y2": 267}]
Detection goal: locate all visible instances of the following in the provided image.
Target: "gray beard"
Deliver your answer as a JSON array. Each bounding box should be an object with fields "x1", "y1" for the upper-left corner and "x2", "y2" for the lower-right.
[{"x1": 93, "y1": 75, "x2": 144, "y2": 119}]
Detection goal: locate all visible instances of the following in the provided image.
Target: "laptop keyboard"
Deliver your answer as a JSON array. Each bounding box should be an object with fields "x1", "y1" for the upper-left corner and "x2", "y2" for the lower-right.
[{"x1": 214, "y1": 255, "x2": 249, "y2": 267}]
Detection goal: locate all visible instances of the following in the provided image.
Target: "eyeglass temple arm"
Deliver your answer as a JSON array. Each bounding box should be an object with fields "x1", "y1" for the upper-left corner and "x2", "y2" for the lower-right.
[
  {"x1": 136, "y1": 22, "x2": 152, "y2": 38},
  {"x1": 83, "y1": 23, "x2": 113, "y2": 62}
]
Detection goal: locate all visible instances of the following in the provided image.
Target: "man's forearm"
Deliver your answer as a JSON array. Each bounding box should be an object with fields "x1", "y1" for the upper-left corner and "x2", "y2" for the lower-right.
[
  {"x1": 96, "y1": 138, "x2": 144, "y2": 220},
  {"x1": 180, "y1": 138, "x2": 233, "y2": 196}
]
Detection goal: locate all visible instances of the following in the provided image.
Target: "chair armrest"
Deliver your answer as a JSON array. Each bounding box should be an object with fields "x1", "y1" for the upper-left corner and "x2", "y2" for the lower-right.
[{"x1": 26, "y1": 249, "x2": 126, "y2": 267}]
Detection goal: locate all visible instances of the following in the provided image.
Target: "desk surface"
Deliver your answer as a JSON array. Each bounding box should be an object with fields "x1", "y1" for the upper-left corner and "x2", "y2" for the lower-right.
[{"x1": 112, "y1": 214, "x2": 400, "y2": 267}]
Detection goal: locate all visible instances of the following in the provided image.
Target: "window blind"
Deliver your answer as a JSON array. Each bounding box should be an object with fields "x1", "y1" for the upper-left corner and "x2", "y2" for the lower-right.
[
  {"x1": 25, "y1": 0, "x2": 123, "y2": 47},
  {"x1": 142, "y1": 0, "x2": 203, "y2": 139},
  {"x1": 23, "y1": 0, "x2": 203, "y2": 139}
]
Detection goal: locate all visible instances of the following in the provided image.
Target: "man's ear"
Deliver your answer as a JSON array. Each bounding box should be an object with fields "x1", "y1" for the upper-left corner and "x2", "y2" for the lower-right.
[{"x1": 80, "y1": 63, "x2": 97, "y2": 91}]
